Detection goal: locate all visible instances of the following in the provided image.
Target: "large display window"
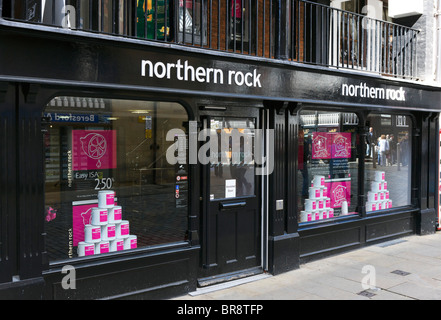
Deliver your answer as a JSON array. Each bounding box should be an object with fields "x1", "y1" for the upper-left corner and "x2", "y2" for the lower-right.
[
  {"x1": 298, "y1": 110, "x2": 360, "y2": 223},
  {"x1": 364, "y1": 114, "x2": 412, "y2": 212},
  {"x1": 43, "y1": 97, "x2": 189, "y2": 262},
  {"x1": 297, "y1": 110, "x2": 413, "y2": 225}
]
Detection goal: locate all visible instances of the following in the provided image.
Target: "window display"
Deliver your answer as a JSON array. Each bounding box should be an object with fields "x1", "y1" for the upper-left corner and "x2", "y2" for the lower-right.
[
  {"x1": 44, "y1": 97, "x2": 189, "y2": 262},
  {"x1": 298, "y1": 111, "x2": 360, "y2": 223},
  {"x1": 75, "y1": 190, "x2": 137, "y2": 257},
  {"x1": 365, "y1": 170, "x2": 393, "y2": 212},
  {"x1": 298, "y1": 111, "x2": 412, "y2": 224},
  {"x1": 364, "y1": 114, "x2": 412, "y2": 211}
]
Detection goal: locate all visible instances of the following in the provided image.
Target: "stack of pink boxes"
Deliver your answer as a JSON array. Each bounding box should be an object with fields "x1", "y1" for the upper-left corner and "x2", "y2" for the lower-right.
[
  {"x1": 77, "y1": 190, "x2": 137, "y2": 257},
  {"x1": 300, "y1": 175, "x2": 335, "y2": 222},
  {"x1": 366, "y1": 171, "x2": 393, "y2": 212}
]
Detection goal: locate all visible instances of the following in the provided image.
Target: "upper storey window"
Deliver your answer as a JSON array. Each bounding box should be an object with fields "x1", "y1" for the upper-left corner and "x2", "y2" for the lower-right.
[
  {"x1": 0, "y1": 1, "x2": 419, "y2": 80},
  {"x1": 1, "y1": 0, "x2": 207, "y2": 41}
]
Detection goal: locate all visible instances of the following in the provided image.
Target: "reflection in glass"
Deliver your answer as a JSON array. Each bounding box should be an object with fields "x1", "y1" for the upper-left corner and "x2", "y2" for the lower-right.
[
  {"x1": 178, "y1": 0, "x2": 207, "y2": 44},
  {"x1": 209, "y1": 117, "x2": 255, "y2": 200},
  {"x1": 364, "y1": 114, "x2": 412, "y2": 212}
]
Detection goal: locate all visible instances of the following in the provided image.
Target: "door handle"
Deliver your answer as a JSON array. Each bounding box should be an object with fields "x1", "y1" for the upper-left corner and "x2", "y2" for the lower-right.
[{"x1": 219, "y1": 201, "x2": 246, "y2": 210}]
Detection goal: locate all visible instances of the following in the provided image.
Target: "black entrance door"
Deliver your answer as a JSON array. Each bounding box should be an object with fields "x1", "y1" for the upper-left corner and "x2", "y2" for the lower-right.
[{"x1": 201, "y1": 112, "x2": 262, "y2": 280}]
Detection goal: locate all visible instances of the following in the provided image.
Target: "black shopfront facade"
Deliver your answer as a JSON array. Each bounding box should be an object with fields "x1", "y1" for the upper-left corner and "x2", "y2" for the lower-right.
[{"x1": 0, "y1": 21, "x2": 440, "y2": 300}]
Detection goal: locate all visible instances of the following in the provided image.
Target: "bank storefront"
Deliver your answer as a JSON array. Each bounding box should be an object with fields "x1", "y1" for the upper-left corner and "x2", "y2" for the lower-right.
[{"x1": 0, "y1": 17, "x2": 439, "y2": 299}]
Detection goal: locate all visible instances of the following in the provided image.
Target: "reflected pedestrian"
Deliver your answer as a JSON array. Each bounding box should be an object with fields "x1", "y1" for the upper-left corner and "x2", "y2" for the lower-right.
[
  {"x1": 378, "y1": 135, "x2": 389, "y2": 166},
  {"x1": 366, "y1": 127, "x2": 374, "y2": 157},
  {"x1": 401, "y1": 133, "x2": 409, "y2": 166}
]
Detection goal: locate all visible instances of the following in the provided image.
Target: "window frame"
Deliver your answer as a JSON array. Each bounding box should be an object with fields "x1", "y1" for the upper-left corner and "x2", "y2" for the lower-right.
[
  {"x1": 42, "y1": 94, "x2": 193, "y2": 266},
  {"x1": 297, "y1": 107, "x2": 416, "y2": 227},
  {"x1": 297, "y1": 107, "x2": 363, "y2": 226},
  {"x1": 363, "y1": 111, "x2": 415, "y2": 216}
]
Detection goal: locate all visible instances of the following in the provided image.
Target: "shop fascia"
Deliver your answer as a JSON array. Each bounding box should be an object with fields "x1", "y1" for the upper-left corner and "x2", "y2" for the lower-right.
[
  {"x1": 141, "y1": 59, "x2": 262, "y2": 88},
  {"x1": 341, "y1": 82, "x2": 406, "y2": 101},
  {"x1": 166, "y1": 121, "x2": 274, "y2": 176}
]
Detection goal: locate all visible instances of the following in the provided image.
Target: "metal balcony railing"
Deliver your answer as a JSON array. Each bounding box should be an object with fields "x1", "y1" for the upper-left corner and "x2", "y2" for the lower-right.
[
  {"x1": 288, "y1": 0, "x2": 419, "y2": 79},
  {"x1": 0, "y1": 0, "x2": 420, "y2": 80}
]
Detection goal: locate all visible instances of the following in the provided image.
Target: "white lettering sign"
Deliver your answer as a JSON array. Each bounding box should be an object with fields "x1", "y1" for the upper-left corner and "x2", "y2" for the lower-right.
[
  {"x1": 341, "y1": 83, "x2": 406, "y2": 101},
  {"x1": 141, "y1": 59, "x2": 262, "y2": 88}
]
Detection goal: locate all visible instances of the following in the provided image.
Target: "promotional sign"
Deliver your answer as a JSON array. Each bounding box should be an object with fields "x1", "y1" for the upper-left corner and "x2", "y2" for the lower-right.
[
  {"x1": 72, "y1": 130, "x2": 117, "y2": 171},
  {"x1": 312, "y1": 132, "x2": 330, "y2": 159},
  {"x1": 72, "y1": 200, "x2": 119, "y2": 246},
  {"x1": 72, "y1": 202, "x2": 97, "y2": 246},
  {"x1": 332, "y1": 133, "x2": 351, "y2": 158},
  {"x1": 310, "y1": 131, "x2": 352, "y2": 211},
  {"x1": 325, "y1": 179, "x2": 351, "y2": 209},
  {"x1": 312, "y1": 132, "x2": 351, "y2": 160}
]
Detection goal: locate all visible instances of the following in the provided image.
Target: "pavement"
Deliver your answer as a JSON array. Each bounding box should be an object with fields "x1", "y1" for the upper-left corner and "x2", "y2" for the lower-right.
[{"x1": 173, "y1": 232, "x2": 441, "y2": 300}]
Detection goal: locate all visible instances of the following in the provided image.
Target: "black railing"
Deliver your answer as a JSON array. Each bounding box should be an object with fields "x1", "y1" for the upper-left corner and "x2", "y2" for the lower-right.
[
  {"x1": 288, "y1": 0, "x2": 419, "y2": 79},
  {"x1": 0, "y1": 0, "x2": 420, "y2": 80}
]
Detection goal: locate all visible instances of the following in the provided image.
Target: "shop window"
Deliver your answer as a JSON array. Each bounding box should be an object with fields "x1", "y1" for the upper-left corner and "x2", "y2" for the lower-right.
[
  {"x1": 298, "y1": 111, "x2": 360, "y2": 224},
  {"x1": 43, "y1": 97, "x2": 189, "y2": 262},
  {"x1": 364, "y1": 114, "x2": 412, "y2": 212}
]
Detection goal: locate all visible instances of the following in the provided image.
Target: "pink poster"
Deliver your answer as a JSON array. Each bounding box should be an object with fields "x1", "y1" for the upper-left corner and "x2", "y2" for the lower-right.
[
  {"x1": 312, "y1": 132, "x2": 351, "y2": 159},
  {"x1": 72, "y1": 130, "x2": 117, "y2": 171},
  {"x1": 325, "y1": 180, "x2": 351, "y2": 208},
  {"x1": 331, "y1": 133, "x2": 351, "y2": 159},
  {"x1": 72, "y1": 203, "x2": 96, "y2": 246},
  {"x1": 312, "y1": 132, "x2": 330, "y2": 159},
  {"x1": 72, "y1": 201, "x2": 117, "y2": 246}
]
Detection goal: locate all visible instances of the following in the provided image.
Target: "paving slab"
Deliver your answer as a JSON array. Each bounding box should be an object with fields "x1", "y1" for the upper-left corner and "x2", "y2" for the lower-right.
[{"x1": 172, "y1": 233, "x2": 441, "y2": 300}]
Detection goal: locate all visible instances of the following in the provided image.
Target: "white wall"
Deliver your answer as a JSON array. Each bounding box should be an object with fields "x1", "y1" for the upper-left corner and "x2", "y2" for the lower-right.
[{"x1": 388, "y1": 0, "x2": 424, "y2": 19}]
